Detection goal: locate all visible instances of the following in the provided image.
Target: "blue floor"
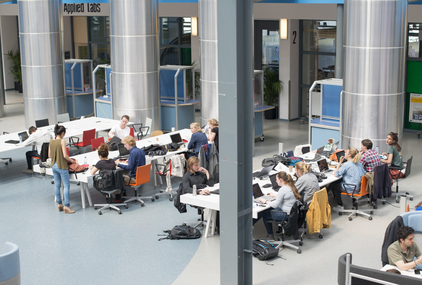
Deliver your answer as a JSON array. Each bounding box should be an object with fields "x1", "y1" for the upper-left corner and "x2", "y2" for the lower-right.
[{"x1": 0, "y1": 147, "x2": 202, "y2": 284}]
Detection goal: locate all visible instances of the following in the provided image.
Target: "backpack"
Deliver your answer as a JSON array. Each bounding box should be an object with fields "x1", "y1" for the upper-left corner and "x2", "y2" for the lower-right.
[
  {"x1": 252, "y1": 239, "x2": 279, "y2": 261},
  {"x1": 93, "y1": 169, "x2": 115, "y2": 191},
  {"x1": 142, "y1": 144, "x2": 168, "y2": 156},
  {"x1": 158, "y1": 224, "x2": 201, "y2": 241},
  {"x1": 107, "y1": 136, "x2": 121, "y2": 151}
]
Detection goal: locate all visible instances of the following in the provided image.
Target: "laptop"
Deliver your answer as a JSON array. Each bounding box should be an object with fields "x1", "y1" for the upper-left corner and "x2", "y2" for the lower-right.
[
  {"x1": 330, "y1": 141, "x2": 340, "y2": 155},
  {"x1": 335, "y1": 150, "x2": 345, "y2": 162},
  {"x1": 253, "y1": 183, "x2": 275, "y2": 202},
  {"x1": 269, "y1": 173, "x2": 281, "y2": 191},
  {"x1": 170, "y1": 133, "x2": 184, "y2": 147},
  {"x1": 5, "y1": 131, "x2": 29, "y2": 144},
  {"x1": 252, "y1": 166, "x2": 273, "y2": 178},
  {"x1": 210, "y1": 189, "x2": 220, "y2": 195},
  {"x1": 114, "y1": 143, "x2": 130, "y2": 160},
  {"x1": 317, "y1": 158, "x2": 333, "y2": 173}
]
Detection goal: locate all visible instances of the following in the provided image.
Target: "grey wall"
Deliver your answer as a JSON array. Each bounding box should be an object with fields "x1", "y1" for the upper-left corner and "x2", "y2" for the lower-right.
[{"x1": 1, "y1": 16, "x2": 18, "y2": 90}]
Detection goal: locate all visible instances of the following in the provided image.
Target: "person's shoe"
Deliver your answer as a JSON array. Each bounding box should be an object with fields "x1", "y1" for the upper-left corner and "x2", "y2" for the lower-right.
[
  {"x1": 332, "y1": 205, "x2": 344, "y2": 212},
  {"x1": 22, "y1": 168, "x2": 33, "y2": 174},
  {"x1": 63, "y1": 206, "x2": 75, "y2": 214},
  {"x1": 265, "y1": 234, "x2": 275, "y2": 241},
  {"x1": 58, "y1": 204, "x2": 64, "y2": 212}
]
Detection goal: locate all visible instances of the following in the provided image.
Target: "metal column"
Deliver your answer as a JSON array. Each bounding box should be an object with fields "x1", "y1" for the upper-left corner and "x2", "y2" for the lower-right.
[
  {"x1": 19, "y1": 0, "x2": 66, "y2": 127},
  {"x1": 217, "y1": 0, "x2": 253, "y2": 284},
  {"x1": 0, "y1": 34, "x2": 4, "y2": 118},
  {"x1": 109, "y1": 0, "x2": 160, "y2": 131},
  {"x1": 335, "y1": 4, "x2": 344, "y2": 79},
  {"x1": 199, "y1": 0, "x2": 218, "y2": 126},
  {"x1": 342, "y1": 0, "x2": 407, "y2": 152}
]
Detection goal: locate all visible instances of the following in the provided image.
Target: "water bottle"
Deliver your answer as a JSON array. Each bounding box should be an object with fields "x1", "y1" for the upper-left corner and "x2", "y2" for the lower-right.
[
  {"x1": 19, "y1": 135, "x2": 22, "y2": 143},
  {"x1": 192, "y1": 185, "x2": 197, "y2": 196},
  {"x1": 375, "y1": 146, "x2": 379, "y2": 154},
  {"x1": 84, "y1": 156, "x2": 87, "y2": 166}
]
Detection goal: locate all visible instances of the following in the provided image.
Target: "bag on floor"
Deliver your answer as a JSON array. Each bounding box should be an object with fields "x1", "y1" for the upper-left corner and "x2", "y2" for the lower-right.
[
  {"x1": 158, "y1": 224, "x2": 201, "y2": 241},
  {"x1": 252, "y1": 239, "x2": 279, "y2": 261}
]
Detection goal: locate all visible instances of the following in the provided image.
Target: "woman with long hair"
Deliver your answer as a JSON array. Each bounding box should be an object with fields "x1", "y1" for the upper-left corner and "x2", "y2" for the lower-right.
[
  {"x1": 295, "y1": 161, "x2": 320, "y2": 205},
  {"x1": 253, "y1": 171, "x2": 301, "y2": 240},
  {"x1": 327, "y1": 147, "x2": 365, "y2": 212},
  {"x1": 207, "y1": 118, "x2": 219, "y2": 152},
  {"x1": 187, "y1": 122, "x2": 208, "y2": 157},
  {"x1": 381, "y1": 132, "x2": 403, "y2": 168},
  {"x1": 181, "y1": 156, "x2": 214, "y2": 195}
]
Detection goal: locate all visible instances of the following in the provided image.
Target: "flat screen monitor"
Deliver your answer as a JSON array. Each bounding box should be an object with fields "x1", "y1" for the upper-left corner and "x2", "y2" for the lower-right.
[{"x1": 35, "y1": 118, "x2": 49, "y2": 128}]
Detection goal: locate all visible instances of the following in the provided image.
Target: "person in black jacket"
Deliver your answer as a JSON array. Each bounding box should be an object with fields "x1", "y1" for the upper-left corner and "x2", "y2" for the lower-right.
[{"x1": 182, "y1": 157, "x2": 214, "y2": 195}]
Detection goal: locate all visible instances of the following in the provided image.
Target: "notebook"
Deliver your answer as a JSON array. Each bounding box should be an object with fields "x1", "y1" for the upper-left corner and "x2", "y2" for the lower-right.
[
  {"x1": 252, "y1": 166, "x2": 273, "y2": 178},
  {"x1": 253, "y1": 183, "x2": 275, "y2": 202},
  {"x1": 269, "y1": 173, "x2": 281, "y2": 191}
]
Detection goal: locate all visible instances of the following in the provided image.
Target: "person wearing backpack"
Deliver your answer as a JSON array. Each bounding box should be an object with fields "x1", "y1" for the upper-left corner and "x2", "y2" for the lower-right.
[
  {"x1": 49, "y1": 124, "x2": 75, "y2": 214},
  {"x1": 115, "y1": 136, "x2": 145, "y2": 184}
]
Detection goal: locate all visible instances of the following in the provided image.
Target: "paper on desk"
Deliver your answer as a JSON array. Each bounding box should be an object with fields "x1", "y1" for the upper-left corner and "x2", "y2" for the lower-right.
[
  {"x1": 206, "y1": 184, "x2": 220, "y2": 191},
  {"x1": 274, "y1": 162, "x2": 289, "y2": 173}
]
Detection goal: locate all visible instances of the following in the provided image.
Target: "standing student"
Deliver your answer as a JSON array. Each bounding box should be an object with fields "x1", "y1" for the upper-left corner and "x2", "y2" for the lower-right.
[
  {"x1": 253, "y1": 171, "x2": 301, "y2": 241},
  {"x1": 108, "y1": 115, "x2": 130, "y2": 139},
  {"x1": 294, "y1": 162, "x2": 320, "y2": 205},
  {"x1": 187, "y1": 122, "x2": 208, "y2": 157},
  {"x1": 359, "y1": 139, "x2": 381, "y2": 172},
  {"x1": 208, "y1": 118, "x2": 219, "y2": 152},
  {"x1": 21, "y1": 126, "x2": 52, "y2": 173},
  {"x1": 115, "y1": 136, "x2": 145, "y2": 184},
  {"x1": 327, "y1": 148, "x2": 365, "y2": 212},
  {"x1": 49, "y1": 124, "x2": 75, "y2": 214}
]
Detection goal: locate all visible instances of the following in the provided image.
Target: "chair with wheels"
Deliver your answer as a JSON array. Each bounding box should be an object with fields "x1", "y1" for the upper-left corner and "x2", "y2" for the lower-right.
[
  {"x1": 339, "y1": 176, "x2": 373, "y2": 221},
  {"x1": 270, "y1": 200, "x2": 304, "y2": 254},
  {"x1": 132, "y1": 124, "x2": 150, "y2": 140},
  {"x1": 93, "y1": 169, "x2": 128, "y2": 215},
  {"x1": 68, "y1": 128, "x2": 96, "y2": 155},
  {"x1": 154, "y1": 158, "x2": 176, "y2": 201},
  {"x1": 91, "y1": 137, "x2": 105, "y2": 151},
  {"x1": 151, "y1": 130, "x2": 163, "y2": 137},
  {"x1": 389, "y1": 156, "x2": 413, "y2": 203},
  {"x1": 0, "y1": 242, "x2": 20, "y2": 285},
  {"x1": 303, "y1": 188, "x2": 331, "y2": 239},
  {"x1": 125, "y1": 164, "x2": 155, "y2": 206}
]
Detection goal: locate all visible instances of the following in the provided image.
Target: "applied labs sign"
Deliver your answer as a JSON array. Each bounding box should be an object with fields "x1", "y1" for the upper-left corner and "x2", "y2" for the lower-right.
[{"x1": 63, "y1": 3, "x2": 101, "y2": 14}]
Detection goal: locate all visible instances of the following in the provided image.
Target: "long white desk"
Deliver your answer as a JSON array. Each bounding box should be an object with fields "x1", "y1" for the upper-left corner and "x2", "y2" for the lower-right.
[{"x1": 33, "y1": 128, "x2": 192, "y2": 208}]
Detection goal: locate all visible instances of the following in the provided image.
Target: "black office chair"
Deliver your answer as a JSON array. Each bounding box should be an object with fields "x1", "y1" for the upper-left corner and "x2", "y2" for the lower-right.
[
  {"x1": 389, "y1": 156, "x2": 413, "y2": 203},
  {"x1": 132, "y1": 123, "x2": 150, "y2": 140},
  {"x1": 35, "y1": 118, "x2": 49, "y2": 128},
  {"x1": 93, "y1": 169, "x2": 128, "y2": 215}
]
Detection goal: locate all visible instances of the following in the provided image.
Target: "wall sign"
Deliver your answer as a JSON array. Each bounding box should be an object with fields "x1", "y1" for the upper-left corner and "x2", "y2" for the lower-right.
[{"x1": 64, "y1": 3, "x2": 101, "y2": 14}]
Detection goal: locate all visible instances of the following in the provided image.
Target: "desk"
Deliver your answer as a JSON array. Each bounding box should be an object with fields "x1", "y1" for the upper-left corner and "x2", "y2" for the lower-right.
[{"x1": 381, "y1": 265, "x2": 422, "y2": 279}]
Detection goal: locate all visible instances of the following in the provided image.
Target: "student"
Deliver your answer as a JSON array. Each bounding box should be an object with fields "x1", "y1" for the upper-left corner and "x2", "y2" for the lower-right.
[
  {"x1": 381, "y1": 132, "x2": 403, "y2": 180},
  {"x1": 359, "y1": 139, "x2": 381, "y2": 172},
  {"x1": 388, "y1": 226, "x2": 422, "y2": 271},
  {"x1": 187, "y1": 122, "x2": 208, "y2": 157},
  {"x1": 182, "y1": 157, "x2": 214, "y2": 195},
  {"x1": 115, "y1": 136, "x2": 145, "y2": 184},
  {"x1": 108, "y1": 115, "x2": 130, "y2": 139},
  {"x1": 294, "y1": 161, "x2": 320, "y2": 205},
  {"x1": 49, "y1": 124, "x2": 75, "y2": 214},
  {"x1": 253, "y1": 171, "x2": 301, "y2": 241},
  {"x1": 21, "y1": 126, "x2": 52, "y2": 173},
  {"x1": 208, "y1": 118, "x2": 219, "y2": 152},
  {"x1": 90, "y1": 143, "x2": 123, "y2": 202},
  {"x1": 327, "y1": 148, "x2": 366, "y2": 212},
  {"x1": 415, "y1": 202, "x2": 422, "y2": 211}
]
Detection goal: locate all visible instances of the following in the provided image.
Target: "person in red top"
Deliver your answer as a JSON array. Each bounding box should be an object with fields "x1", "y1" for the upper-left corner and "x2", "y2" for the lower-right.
[{"x1": 359, "y1": 139, "x2": 381, "y2": 172}]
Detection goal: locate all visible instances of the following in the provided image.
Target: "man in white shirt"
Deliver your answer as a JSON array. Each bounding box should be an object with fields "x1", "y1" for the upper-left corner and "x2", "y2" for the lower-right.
[
  {"x1": 21, "y1": 126, "x2": 53, "y2": 173},
  {"x1": 108, "y1": 115, "x2": 130, "y2": 140}
]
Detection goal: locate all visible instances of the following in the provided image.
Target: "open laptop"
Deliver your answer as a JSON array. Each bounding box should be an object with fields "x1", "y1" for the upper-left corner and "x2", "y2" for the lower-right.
[
  {"x1": 170, "y1": 133, "x2": 184, "y2": 147},
  {"x1": 330, "y1": 141, "x2": 340, "y2": 155},
  {"x1": 114, "y1": 143, "x2": 130, "y2": 160},
  {"x1": 253, "y1": 183, "x2": 275, "y2": 202},
  {"x1": 317, "y1": 158, "x2": 333, "y2": 173},
  {"x1": 269, "y1": 173, "x2": 281, "y2": 191},
  {"x1": 5, "y1": 131, "x2": 29, "y2": 144},
  {"x1": 252, "y1": 165, "x2": 273, "y2": 178}
]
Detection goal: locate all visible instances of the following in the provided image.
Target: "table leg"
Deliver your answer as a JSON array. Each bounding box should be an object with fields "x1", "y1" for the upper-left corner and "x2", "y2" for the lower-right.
[
  {"x1": 80, "y1": 183, "x2": 86, "y2": 209},
  {"x1": 210, "y1": 210, "x2": 217, "y2": 236},
  {"x1": 204, "y1": 209, "x2": 214, "y2": 238},
  {"x1": 84, "y1": 183, "x2": 92, "y2": 207}
]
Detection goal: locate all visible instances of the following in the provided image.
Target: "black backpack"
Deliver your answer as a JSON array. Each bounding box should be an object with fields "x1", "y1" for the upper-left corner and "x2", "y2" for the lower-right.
[
  {"x1": 107, "y1": 136, "x2": 121, "y2": 151},
  {"x1": 158, "y1": 224, "x2": 201, "y2": 241},
  {"x1": 252, "y1": 239, "x2": 279, "y2": 261},
  {"x1": 93, "y1": 169, "x2": 115, "y2": 191}
]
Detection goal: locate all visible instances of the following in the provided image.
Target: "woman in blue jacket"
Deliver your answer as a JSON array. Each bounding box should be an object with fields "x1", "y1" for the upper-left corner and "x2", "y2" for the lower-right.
[{"x1": 187, "y1": 122, "x2": 208, "y2": 157}]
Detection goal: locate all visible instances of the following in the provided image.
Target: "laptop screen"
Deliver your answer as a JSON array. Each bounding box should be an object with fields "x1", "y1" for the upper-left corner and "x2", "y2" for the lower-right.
[
  {"x1": 252, "y1": 183, "x2": 264, "y2": 198},
  {"x1": 18, "y1": 131, "x2": 29, "y2": 142},
  {"x1": 35, "y1": 119, "x2": 49, "y2": 128},
  {"x1": 170, "y1": 133, "x2": 182, "y2": 144},
  {"x1": 317, "y1": 159, "x2": 329, "y2": 172},
  {"x1": 269, "y1": 174, "x2": 279, "y2": 190},
  {"x1": 316, "y1": 146, "x2": 325, "y2": 154},
  {"x1": 118, "y1": 143, "x2": 130, "y2": 156}
]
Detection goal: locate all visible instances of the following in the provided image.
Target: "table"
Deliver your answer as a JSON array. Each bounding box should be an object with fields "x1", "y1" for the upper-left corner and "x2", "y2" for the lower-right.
[{"x1": 381, "y1": 265, "x2": 422, "y2": 279}]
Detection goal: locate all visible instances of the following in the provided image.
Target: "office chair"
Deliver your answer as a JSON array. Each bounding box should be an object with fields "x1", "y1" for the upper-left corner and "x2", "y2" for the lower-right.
[
  {"x1": 1, "y1": 132, "x2": 13, "y2": 165},
  {"x1": 339, "y1": 176, "x2": 373, "y2": 221},
  {"x1": 132, "y1": 123, "x2": 150, "y2": 140},
  {"x1": 302, "y1": 188, "x2": 330, "y2": 239},
  {"x1": 124, "y1": 164, "x2": 155, "y2": 206},
  {"x1": 90, "y1": 137, "x2": 105, "y2": 151},
  {"x1": 389, "y1": 156, "x2": 413, "y2": 203},
  {"x1": 57, "y1": 113, "x2": 70, "y2": 123},
  {"x1": 93, "y1": 169, "x2": 128, "y2": 215},
  {"x1": 35, "y1": 118, "x2": 49, "y2": 128},
  {"x1": 68, "y1": 128, "x2": 96, "y2": 154},
  {"x1": 151, "y1": 130, "x2": 163, "y2": 137},
  {"x1": 154, "y1": 158, "x2": 176, "y2": 201},
  {"x1": 372, "y1": 163, "x2": 391, "y2": 206},
  {"x1": 270, "y1": 200, "x2": 304, "y2": 254}
]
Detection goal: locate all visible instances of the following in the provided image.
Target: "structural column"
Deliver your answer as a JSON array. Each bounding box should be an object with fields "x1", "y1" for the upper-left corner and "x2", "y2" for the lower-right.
[
  {"x1": 199, "y1": 0, "x2": 218, "y2": 126},
  {"x1": 335, "y1": 4, "x2": 343, "y2": 79},
  {"x1": 0, "y1": 35, "x2": 4, "y2": 118},
  {"x1": 342, "y1": 0, "x2": 407, "y2": 152},
  {"x1": 19, "y1": 0, "x2": 66, "y2": 127},
  {"x1": 110, "y1": 0, "x2": 160, "y2": 130}
]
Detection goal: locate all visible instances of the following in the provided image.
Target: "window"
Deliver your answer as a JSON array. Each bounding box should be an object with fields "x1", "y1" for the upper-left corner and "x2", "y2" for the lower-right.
[{"x1": 160, "y1": 17, "x2": 192, "y2": 65}]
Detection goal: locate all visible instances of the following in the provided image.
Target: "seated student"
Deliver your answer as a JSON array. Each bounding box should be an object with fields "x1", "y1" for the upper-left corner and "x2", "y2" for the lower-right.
[
  {"x1": 359, "y1": 139, "x2": 381, "y2": 172},
  {"x1": 415, "y1": 202, "x2": 422, "y2": 211},
  {"x1": 388, "y1": 226, "x2": 422, "y2": 271},
  {"x1": 21, "y1": 126, "x2": 52, "y2": 173},
  {"x1": 253, "y1": 171, "x2": 301, "y2": 241},
  {"x1": 90, "y1": 143, "x2": 122, "y2": 202},
  {"x1": 327, "y1": 148, "x2": 366, "y2": 212},
  {"x1": 115, "y1": 136, "x2": 145, "y2": 184},
  {"x1": 294, "y1": 161, "x2": 320, "y2": 205},
  {"x1": 187, "y1": 122, "x2": 208, "y2": 157},
  {"x1": 182, "y1": 157, "x2": 214, "y2": 194},
  {"x1": 108, "y1": 115, "x2": 130, "y2": 139},
  {"x1": 207, "y1": 118, "x2": 219, "y2": 152},
  {"x1": 381, "y1": 132, "x2": 403, "y2": 178}
]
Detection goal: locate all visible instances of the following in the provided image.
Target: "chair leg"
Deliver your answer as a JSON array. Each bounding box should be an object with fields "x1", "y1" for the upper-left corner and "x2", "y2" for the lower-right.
[
  {"x1": 273, "y1": 236, "x2": 303, "y2": 254},
  {"x1": 124, "y1": 187, "x2": 155, "y2": 206}
]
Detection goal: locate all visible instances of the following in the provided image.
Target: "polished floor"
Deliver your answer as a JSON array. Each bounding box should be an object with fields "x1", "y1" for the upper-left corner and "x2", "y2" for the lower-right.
[{"x1": 1, "y1": 90, "x2": 421, "y2": 284}]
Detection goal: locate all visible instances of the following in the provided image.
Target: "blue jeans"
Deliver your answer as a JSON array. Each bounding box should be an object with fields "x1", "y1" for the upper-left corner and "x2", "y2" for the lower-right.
[
  {"x1": 52, "y1": 163, "x2": 70, "y2": 207},
  {"x1": 254, "y1": 207, "x2": 288, "y2": 235}
]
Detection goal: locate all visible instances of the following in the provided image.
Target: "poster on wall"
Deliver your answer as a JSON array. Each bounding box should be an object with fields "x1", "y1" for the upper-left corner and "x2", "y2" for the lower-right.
[{"x1": 409, "y1": 93, "x2": 422, "y2": 123}]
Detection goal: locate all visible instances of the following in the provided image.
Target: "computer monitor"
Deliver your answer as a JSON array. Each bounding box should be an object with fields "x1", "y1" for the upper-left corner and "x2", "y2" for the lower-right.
[{"x1": 35, "y1": 118, "x2": 49, "y2": 128}]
